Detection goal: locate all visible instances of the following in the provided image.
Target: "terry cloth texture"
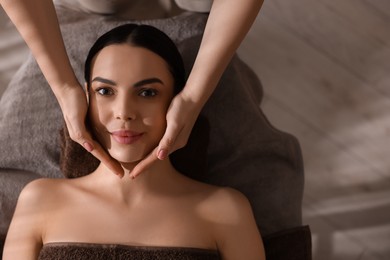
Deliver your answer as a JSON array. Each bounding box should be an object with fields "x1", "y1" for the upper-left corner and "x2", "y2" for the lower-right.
[
  {"x1": 38, "y1": 243, "x2": 220, "y2": 260},
  {"x1": 1, "y1": 226, "x2": 311, "y2": 260}
]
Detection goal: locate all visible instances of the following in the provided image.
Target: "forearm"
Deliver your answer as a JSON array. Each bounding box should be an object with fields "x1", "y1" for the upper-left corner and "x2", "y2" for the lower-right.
[
  {"x1": 0, "y1": 0, "x2": 79, "y2": 98},
  {"x1": 183, "y1": 0, "x2": 263, "y2": 106}
]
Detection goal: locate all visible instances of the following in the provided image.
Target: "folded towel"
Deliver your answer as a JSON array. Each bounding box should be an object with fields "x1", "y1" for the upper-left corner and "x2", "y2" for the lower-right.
[{"x1": 38, "y1": 242, "x2": 220, "y2": 260}]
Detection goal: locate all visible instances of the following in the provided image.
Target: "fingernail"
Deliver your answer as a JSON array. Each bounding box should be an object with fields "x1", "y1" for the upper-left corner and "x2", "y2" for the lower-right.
[
  {"x1": 83, "y1": 142, "x2": 94, "y2": 152},
  {"x1": 158, "y1": 149, "x2": 167, "y2": 160}
]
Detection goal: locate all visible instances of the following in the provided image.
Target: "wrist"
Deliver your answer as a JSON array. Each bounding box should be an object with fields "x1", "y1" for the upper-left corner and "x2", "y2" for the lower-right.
[
  {"x1": 180, "y1": 88, "x2": 206, "y2": 113},
  {"x1": 52, "y1": 79, "x2": 81, "y2": 96},
  {"x1": 53, "y1": 80, "x2": 84, "y2": 109}
]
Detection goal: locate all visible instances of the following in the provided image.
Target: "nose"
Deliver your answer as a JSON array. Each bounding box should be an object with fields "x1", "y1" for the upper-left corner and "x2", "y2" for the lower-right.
[{"x1": 114, "y1": 95, "x2": 136, "y2": 121}]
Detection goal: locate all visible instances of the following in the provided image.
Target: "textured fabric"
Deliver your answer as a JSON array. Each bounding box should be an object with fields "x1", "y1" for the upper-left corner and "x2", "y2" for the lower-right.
[
  {"x1": 38, "y1": 243, "x2": 220, "y2": 260},
  {"x1": 174, "y1": 0, "x2": 212, "y2": 12},
  {"x1": 0, "y1": 4, "x2": 304, "y2": 240},
  {"x1": 53, "y1": 0, "x2": 212, "y2": 14},
  {"x1": 53, "y1": 0, "x2": 173, "y2": 19},
  {"x1": 2, "y1": 226, "x2": 312, "y2": 260}
]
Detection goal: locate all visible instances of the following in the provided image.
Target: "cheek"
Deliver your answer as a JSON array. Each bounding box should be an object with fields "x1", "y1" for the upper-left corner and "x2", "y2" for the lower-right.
[
  {"x1": 143, "y1": 108, "x2": 167, "y2": 133},
  {"x1": 141, "y1": 102, "x2": 169, "y2": 137}
]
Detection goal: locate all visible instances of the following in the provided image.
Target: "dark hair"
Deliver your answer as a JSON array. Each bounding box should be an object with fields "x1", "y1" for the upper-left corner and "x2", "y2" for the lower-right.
[
  {"x1": 60, "y1": 24, "x2": 209, "y2": 179},
  {"x1": 84, "y1": 24, "x2": 185, "y2": 94}
]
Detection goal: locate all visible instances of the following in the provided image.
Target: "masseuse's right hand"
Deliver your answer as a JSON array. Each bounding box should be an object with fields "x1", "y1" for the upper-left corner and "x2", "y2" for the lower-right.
[
  {"x1": 57, "y1": 84, "x2": 124, "y2": 177},
  {"x1": 0, "y1": 0, "x2": 124, "y2": 177}
]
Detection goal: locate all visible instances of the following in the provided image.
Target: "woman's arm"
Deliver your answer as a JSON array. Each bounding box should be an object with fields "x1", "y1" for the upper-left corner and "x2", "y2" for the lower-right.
[
  {"x1": 183, "y1": 0, "x2": 264, "y2": 106},
  {"x1": 0, "y1": 0, "x2": 77, "y2": 96},
  {"x1": 132, "y1": 0, "x2": 264, "y2": 177},
  {"x1": 0, "y1": 0, "x2": 123, "y2": 176}
]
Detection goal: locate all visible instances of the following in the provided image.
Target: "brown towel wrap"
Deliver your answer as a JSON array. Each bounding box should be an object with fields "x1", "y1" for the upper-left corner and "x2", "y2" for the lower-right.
[{"x1": 38, "y1": 242, "x2": 221, "y2": 260}]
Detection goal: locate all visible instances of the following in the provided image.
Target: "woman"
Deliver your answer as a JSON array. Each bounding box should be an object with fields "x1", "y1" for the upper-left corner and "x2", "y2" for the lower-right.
[
  {"x1": 0, "y1": 0, "x2": 264, "y2": 178},
  {"x1": 3, "y1": 24, "x2": 265, "y2": 260}
]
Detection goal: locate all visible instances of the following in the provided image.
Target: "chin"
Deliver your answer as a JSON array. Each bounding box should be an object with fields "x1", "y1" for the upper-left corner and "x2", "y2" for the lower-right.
[
  {"x1": 110, "y1": 152, "x2": 143, "y2": 165},
  {"x1": 107, "y1": 145, "x2": 149, "y2": 164},
  {"x1": 102, "y1": 135, "x2": 160, "y2": 165}
]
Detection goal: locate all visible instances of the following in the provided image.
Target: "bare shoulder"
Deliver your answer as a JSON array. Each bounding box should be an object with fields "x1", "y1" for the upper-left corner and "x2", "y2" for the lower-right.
[
  {"x1": 21, "y1": 178, "x2": 65, "y2": 195},
  {"x1": 18, "y1": 178, "x2": 71, "y2": 208},
  {"x1": 176, "y1": 175, "x2": 252, "y2": 220},
  {"x1": 3, "y1": 178, "x2": 71, "y2": 258},
  {"x1": 197, "y1": 186, "x2": 266, "y2": 259},
  {"x1": 212, "y1": 187, "x2": 250, "y2": 208},
  {"x1": 201, "y1": 186, "x2": 254, "y2": 224},
  {"x1": 11, "y1": 178, "x2": 63, "y2": 229}
]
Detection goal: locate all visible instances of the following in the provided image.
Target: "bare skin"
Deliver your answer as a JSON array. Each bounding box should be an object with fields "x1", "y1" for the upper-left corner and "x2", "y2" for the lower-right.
[
  {"x1": 4, "y1": 160, "x2": 264, "y2": 259},
  {"x1": 0, "y1": 0, "x2": 264, "y2": 179},
  {"x1": 3, "y1": 44, "x2": 265, "y2": 260}
]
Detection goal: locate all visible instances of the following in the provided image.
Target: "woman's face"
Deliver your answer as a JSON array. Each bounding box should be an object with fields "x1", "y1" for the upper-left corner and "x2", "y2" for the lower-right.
[{"x1": 88, "y1": 44, "x2": 174, "y2": 164}]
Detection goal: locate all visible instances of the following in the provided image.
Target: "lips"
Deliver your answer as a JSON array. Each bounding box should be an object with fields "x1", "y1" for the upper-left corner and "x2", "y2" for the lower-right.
[{"x1": 110, "y1": 130, "x2": 144, "y2": 145}]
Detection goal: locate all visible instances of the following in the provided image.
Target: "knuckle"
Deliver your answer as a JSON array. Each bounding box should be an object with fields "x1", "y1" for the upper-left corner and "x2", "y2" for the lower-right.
[
  {"x1": 163, "y1": 138, "x2": 174, "y2": 147},
  {"x1": 70, "y1": 130, "x2": 84, "y2": 142}
]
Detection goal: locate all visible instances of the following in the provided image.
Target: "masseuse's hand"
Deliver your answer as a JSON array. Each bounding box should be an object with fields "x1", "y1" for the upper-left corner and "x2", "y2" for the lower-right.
[
  {"x1": 58, "y1": 85, "x2": 124, "y2": 177},
  {"x1": 131, "y1": 91, "x2": 200, "y2": 178}
]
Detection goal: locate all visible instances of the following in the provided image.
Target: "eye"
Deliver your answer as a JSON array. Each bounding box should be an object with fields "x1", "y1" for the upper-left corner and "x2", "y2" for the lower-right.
[
  {"x1": 139, "y1": 88, "x2": 158, "y2": 97},
  {"x1": 96, "y1": 87, "x2": 114, "y2": 96}
]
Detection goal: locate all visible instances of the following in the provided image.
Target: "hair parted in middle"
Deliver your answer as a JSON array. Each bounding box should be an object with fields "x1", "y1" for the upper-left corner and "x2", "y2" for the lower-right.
[
  {"x1": 84, "y1": 23, "x2": 186, "y2": 95},
  {"x1": 61, "y1": 23, "x2": 209, "y2": 180}
]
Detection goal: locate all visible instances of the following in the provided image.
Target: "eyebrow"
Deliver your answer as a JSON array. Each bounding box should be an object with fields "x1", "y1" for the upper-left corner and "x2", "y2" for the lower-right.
[
  {"x1": 91, "y1": 77, "x2": 164, "y2": 87},
  {"x1": 92, "y1": 77, "x2": 116, "y2": 85},
  {"x1": 134, "y1": 78, "x2": 164, "y2": 87}
]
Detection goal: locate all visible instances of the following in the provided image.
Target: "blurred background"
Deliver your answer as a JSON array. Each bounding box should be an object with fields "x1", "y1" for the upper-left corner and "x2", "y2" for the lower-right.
[
  {"x1": 1, "y1": 0, "x2": 389, "y2": 259},
  {"x1": 238, "y1": 0, "x2": 390, "y2": 259}
]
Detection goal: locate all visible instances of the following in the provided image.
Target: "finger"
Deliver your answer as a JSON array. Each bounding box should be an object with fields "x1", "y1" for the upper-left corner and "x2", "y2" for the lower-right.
[
  {"x1": 67, "y1": 122, "x2": 124, "y2": 177},
  {"x1": 89, "y1": 140, "x2": 124, "y2": 178},
  {"x1": 131, "y1": 147, "x2": 159, "y2": 179},
  {"x1": 157, "y1": 123, "x2": 182, "y2": 160},
  {"x1": 64, "y1": 116, "x2": 90, "y2": 148}
]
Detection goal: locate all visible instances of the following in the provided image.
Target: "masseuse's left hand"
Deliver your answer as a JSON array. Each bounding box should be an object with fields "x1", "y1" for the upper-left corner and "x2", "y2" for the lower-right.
[
  {"x1": 130, "y1": 0, "x2": 265, "y2": 178},
  {"x1": 130, "y1": 91, "x2": 201, "y2": 178}
]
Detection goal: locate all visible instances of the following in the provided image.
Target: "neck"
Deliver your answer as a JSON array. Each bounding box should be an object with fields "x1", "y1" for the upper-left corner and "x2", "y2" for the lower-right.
[{"x1": 88, "y1": 158, "x2": 179, "y2": 204}]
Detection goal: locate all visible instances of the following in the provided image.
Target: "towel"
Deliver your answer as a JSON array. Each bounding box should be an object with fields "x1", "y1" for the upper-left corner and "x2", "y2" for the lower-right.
[{"x1": 38, "y1": 242, "x2": 220, "y2": 260}]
